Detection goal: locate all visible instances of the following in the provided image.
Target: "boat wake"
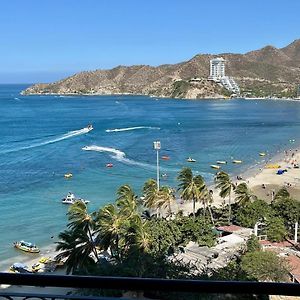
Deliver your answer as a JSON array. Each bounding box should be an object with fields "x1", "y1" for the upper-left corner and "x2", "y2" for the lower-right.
[
  {"x1": 0, "y1": 127, "x2": 91, "y2": 154},
  {"x1": 82, "y1": 145, "x2": 152, "y2": 168},
  {"x1": 105, "y1": 126, "x2": 160, "y2": 133}
]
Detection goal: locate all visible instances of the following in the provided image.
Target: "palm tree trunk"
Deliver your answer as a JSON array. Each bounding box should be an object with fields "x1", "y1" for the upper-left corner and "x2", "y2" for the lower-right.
[
  {"x1": 203, "y1": 202, "x2": 206, "y2": 218},
  {"x1": 228, "y1": 190, "x2": 231, "y2": 225},
  {"x1": 193, "y1": 199, "x2": 196, "y2": 219},
  {"x1": 87, "y1": 226, "x2": 99, "y2": 263},
  {"x1": 208, "y1": 205, "x2": 215, "y2": 225}
]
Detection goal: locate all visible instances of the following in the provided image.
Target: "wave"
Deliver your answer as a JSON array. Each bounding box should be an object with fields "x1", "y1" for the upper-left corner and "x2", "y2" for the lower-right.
[
  {"x1": 105, "y1": 126, "x2": 160, "y2": 133},
  {"x1": 82, "y1": 145, "x2": 153, "y2": 169},
  {"x1": 0, "y1": 127, "x2": 91, "y2": 155}
]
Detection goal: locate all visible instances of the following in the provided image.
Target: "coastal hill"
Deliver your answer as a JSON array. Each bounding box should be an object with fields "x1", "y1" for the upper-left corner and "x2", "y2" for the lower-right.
[{"x1": 22, "y1": 39, "x2": 300, "y2": 99}]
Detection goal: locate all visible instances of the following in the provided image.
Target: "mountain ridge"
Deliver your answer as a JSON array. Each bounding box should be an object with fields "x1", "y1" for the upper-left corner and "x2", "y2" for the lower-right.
[{"x1": 22, "y1": 39, "x2": 300, "y2": 99}]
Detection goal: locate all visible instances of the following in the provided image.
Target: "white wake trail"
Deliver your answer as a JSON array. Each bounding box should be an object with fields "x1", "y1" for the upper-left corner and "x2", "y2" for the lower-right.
[
  {"x1": 1, "y1": 127, "x2": 91, "y2": 154},
  {"x1": 105, "y1": 126, "x2": 160, "y2": 133},
  {"x1": 82, "y1": 145, "x2": 153, "y2": 168}
]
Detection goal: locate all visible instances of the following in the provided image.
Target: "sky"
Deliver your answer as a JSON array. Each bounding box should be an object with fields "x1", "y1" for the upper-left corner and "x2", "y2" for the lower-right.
[{"x1": 0, "y1": 0, "x2": 299, "y2": 83}]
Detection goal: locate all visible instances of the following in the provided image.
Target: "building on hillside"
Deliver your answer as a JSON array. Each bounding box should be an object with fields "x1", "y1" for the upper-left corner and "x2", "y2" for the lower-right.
[{"x1": 208, "y1": 57, "x2": 240, "y2": 95}]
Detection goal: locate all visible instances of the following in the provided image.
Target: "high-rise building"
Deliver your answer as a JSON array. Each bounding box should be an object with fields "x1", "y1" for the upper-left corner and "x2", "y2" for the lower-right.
[
  {"x1": 208, "y1": 57, "x2": 240, "y2": 94},
  {"x1": 209, "y1": 57, "x2": 225, "y2": 80}
]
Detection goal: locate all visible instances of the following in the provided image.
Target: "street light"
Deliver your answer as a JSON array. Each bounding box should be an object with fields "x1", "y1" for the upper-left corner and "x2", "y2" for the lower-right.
[{"x1": 153, "y1": 141, "x2": 161, "y2": 190}]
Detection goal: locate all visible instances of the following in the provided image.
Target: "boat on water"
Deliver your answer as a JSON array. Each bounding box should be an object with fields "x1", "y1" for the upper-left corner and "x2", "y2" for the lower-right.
[
  {"x1": 210, "y1": 165, "x2": 221, "y2": 169},
  {"x1": 216, "y1": 160, "x2": 227, "y2": 164},
  {"x1": 106, "y1": 163, "x2": 113, "y2": 168},
  {"x1": 14, "y1": 241, "x2": 40, "y2": 253},
  {"x1": 62, "y1": 192, "x2": 90, "y2": 205},
  {"x1": 259, "y1": 152, "x2": 266, "y2": 156},
  {"x1": 187, "y1": 157, "x2": 196, "y2": 162},
  {"x1": 86, "y1": 124, "x2": 93, "y2": 132},
  {"x1": 232, "y1": 160, "x2": 243, "y2": 164},
  {"x1": 64, "y1": 173, "x2": 73, "y2": 179},
  {"x1": 161, "y1": 155, "x2": 170, "y2": 160}
]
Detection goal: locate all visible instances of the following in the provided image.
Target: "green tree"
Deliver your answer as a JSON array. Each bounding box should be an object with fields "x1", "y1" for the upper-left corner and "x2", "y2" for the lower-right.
[
  {"x1": 142, "y1": 179, "x2": 160, "y2": 213},
  {"x1": 55, "y1": 229, "x2": 96, "y2": 274},
  {"x1": 274, "y1": 187, "x2": 290, "y2": 201},
  {"x1": 156, "y1": 186, "x2": 176, "y2": 216},
  {"x1": 214, "y1": 171, "x2": 236, "y2": 224},
  {"x1": 116, "y1": 184, "x2": 139, "y2": 218},
  {"x1": 266, "y1": 216, "x2": 287, "y2": 242},
  {"x1": 241, "y1": 251, "x2": 290, "y2": 282},
  {"x1": 234, "y1": 182, "x2": 257, "y2": 206},
  {"x1": 177, "y1": 167, "x2": 205, "y2": 219},
  {"x1": 245, "y1": 235, "x2": 261, "y2": 253},
  {"x1": 235, "y1": 199, "x2": 271, "y2": 228}
]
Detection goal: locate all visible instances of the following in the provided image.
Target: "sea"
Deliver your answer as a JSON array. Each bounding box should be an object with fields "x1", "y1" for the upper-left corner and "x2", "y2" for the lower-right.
[{"x1": 1, "y1": 84, "x2": 300, "y2": 268}]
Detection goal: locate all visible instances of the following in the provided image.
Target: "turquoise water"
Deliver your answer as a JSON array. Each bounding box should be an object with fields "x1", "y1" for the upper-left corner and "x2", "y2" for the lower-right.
[{"x1": 1, "y1": 84, "x2": 300, "y2": 267}]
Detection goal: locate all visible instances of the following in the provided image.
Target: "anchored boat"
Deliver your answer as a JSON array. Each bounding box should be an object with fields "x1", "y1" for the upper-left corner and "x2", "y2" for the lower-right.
[
  {"x1": 216, "y1": 161, "x2": 227, "y2": 164},
  {"x1": 64, "y1": 173, "x2": 73, "y2": 179},
  {"x1": 232, "y1": 160, "x2": 242, "y2": 164},
  {"x1": 14, "y1": 241, "x2": 40, "y2": 253},
  {"x1": 210, "y1": 165, "x2": 221, "y2": 169},
  {"x1": 62, "y1": 192, "x2": 90, "y2": 205},
  {"x1": 187, "y1": 157, "x2": 196, "y2": 162}
]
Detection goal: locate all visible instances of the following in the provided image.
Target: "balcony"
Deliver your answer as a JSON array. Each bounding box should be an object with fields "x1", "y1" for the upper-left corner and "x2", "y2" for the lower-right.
[{"x1": 1, "y1": 273, "x2": 300, "y2": 299}]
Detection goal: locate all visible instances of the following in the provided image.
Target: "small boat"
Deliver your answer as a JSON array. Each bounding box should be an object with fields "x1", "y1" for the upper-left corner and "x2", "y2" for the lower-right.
[
  {"x1": 210, "y1": 165, "x2": 221, "y2": 169},
  {"x1": 259, "y1": 152, "x2": 266, "y2": 156},
  {"x1": 161, "y1": 173, "x2": 168, "y2": 179},
  {"x1": 161, "y1": 156, "x2": 170, "y2": 160},
  {"x1": 232, "y1": 160, "x2": 242, "y2": 164},
  {"x1": 62, "y1": 192, "x2": 90, "y2": 205},
  {"x1": 14, "y1": 241, "x2": 40, "y2": 253},
  {"x1": 216, "y1": 161, "x2": 227, "y2": 164},
  {"x1": 9, "y1": 263, "x2": 31, "y2": 273},
  {"x1": 86, "y1": 124, "x2": 93, "y2": 132},
  {"x1": 187, "y1": 157, "x2": 196, "y2": 163},
  {"x1": 106, "y1": 163, "x2": 113, "y2": 168},
  {"x1": 64, "y1": 173, "x2": 73, "y2": 179}
]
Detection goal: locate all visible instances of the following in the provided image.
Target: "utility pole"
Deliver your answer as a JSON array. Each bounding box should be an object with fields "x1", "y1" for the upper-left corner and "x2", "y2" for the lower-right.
[{"x1": 153, "y1": 141, "x2": 161, "y2": 190}]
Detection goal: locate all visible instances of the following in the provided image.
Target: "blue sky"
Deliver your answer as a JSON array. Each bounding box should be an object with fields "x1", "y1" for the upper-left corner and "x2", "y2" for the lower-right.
[{"x1": 1, "y1": 0, "x2": 299, "y2": 83}]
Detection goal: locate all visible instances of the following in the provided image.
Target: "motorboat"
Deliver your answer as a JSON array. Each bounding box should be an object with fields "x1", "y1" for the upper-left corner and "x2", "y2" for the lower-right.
[
  {"x1": 62, "y1": 192, "x2": 90, "y2": 205},
  {"x1": 14, "y1": 241, "x2": 40, "y2": 253},
  {"x1": 187, "y1": 157, "x2": 196, "y2": 163},
  {"x1": 232, "y1": 160, "x2": 242, "y2": 164},
  {"x1": 106, "y1": 163, "x2": 113, "y2": 168},
  {"x1": 86, "y1": 124, "x2": 93, "y2": 132},
  {"x1": 210, "y1": 165, "x2": 221, "y2": 169},
  {"x1": 259, "y1": 152, "x2": 266, "y2": 156},
  {"x1": 161, "y1": 156, "x2": 170, "y2": 160},
  {"x1": 64, "y1": 173, "x2": 73, "y2": 179},
  {"x1": 216, "y1": 161, "x2": 227, "y2": 164}
]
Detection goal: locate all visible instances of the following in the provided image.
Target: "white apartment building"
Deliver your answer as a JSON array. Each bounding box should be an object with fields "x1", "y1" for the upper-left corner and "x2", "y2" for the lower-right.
[
  {"x1": 209, "y1": 57, "x2": 225, "y2": 80},
  {"x1": 208, "y1": 57, "x2": 240, "y2": 94}
]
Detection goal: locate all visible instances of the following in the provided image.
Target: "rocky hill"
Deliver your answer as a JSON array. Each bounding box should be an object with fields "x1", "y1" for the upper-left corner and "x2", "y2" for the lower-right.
[{"x1": 22, "y1": 39, "x2": 300, "y2": 99}]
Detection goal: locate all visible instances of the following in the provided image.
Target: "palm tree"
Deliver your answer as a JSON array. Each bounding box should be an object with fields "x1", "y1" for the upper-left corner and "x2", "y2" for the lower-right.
[
  {"x1": 96, "y1": 203, "x2": 128, "y2": 261},
  {"x1": 235, "y1": 182, "x2": 257, "y2": 206},
  {"x1": 116, "y1": 184, "x2": 138, "y2": 218},
  {"x1": 142, "y1": 179, "x2": 160, "y2": 214},
  {"x1": 67, "y1": 201, "x2": 99, "y2": 262},
  {"x1": 201, "y1": 185, "x2": 215, "y2": 224},
  {"x1": 177, "y1": 167, "x2": 205, "y2": 219},
  {"x1": 55, "y1": 229, "x2": 96, "y2": 274},
  {"x1": 156, "y1": 186, "x2": 176, "y2": 217},
  {"x1": 214, "y1": 171, "x2": 236, "y2": 224}
]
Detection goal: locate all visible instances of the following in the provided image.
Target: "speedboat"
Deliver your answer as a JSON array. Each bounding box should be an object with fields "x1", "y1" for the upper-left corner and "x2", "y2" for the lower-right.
[
  {"x1": 187, "y1": 157, "x2": 196, "y2": 162},
  {"x1": 106, "y1": 163, "x2": 113, "y2": 168},
  {"x1": 86, "y1": 124, "x2": 93, "y2": 132},
  {"x1": 62, "y1": 192, "x2": 90, "y2": 205},
  {"x1": 64, "y1": 173, "x2": 73, "y2": 179},
  {"x1": 210, "y1": 165, "x2": 221, "y2": 169},
  {"x1": 216, "y1": 161, "x2": 227, "y2": 164},
  {"x1": 232, "y1": 160, "x2": 242, "y2": 164},
  {"x1": 14, "y1": 241, "x2": 40, "y2": 253}
]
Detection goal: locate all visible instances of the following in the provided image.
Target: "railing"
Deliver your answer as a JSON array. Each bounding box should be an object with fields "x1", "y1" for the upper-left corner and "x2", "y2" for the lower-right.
[{"x1": 1, "y1": 272, "x2": 300, "y2": 299}]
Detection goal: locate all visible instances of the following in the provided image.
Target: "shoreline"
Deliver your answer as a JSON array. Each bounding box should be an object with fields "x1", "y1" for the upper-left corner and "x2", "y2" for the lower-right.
[{"x1": 2, "y1": 145, "x2": 300, "y2": 273}]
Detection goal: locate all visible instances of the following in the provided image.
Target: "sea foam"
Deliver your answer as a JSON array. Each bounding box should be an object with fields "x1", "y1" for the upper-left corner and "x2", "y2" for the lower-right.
[{"x1": 105, "y1": 126, "x2": 160, "y2": 133}]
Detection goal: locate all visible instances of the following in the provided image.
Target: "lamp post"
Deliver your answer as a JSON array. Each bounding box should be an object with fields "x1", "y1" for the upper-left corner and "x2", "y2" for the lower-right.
[{"x1": 153, "y1": 141, "x2": 161, "y2": 190}]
